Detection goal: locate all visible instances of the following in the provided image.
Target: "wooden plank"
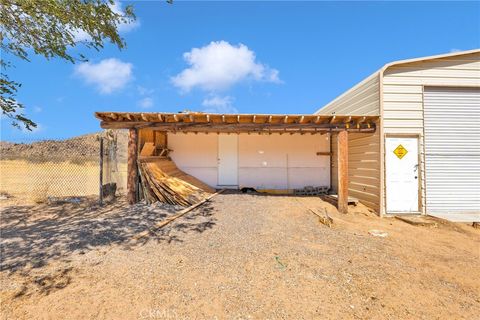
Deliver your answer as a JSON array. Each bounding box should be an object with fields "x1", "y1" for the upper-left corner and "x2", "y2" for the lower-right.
[
  {"x1": 95, "y1": 112, "x2": 379, "y2": 122},
  {"x1": 337, "y1": 130, "x2": 349, "y2": 213},
  {"x1": 134, "y1": 189, "x2": 225, "y2": 240},
  {"x1": 308, "y1": 208, "x2": 333, "y2": 228},
  {"x1": 140, "y1": 142, "x2": 156, "y2": 156},
  {"x1": 127, "y1": 128, "x2": 139, "y2": 204},
  {"x1": 324, "y1": 194, "x2": 358, "y2": 205}
]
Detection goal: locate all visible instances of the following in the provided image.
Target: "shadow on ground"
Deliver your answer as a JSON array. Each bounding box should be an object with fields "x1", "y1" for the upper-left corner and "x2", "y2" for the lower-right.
[{"x1": 0, "y1": 197, "x2": 216, "y2": 272}]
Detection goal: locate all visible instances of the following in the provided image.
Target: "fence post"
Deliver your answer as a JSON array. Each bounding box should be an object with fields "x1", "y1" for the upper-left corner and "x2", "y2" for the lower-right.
[{"x1": 99, "y1": 137, "x2": 104, "y2": 205}]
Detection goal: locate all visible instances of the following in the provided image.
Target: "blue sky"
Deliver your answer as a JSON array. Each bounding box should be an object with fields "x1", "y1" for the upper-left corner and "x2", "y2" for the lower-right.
[{"x1": 1, "y1": 1, "x2": 479, "y2": 141}]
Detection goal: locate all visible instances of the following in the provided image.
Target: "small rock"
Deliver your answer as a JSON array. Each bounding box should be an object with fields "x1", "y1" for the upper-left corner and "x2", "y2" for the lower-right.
[{"x1": 368, "y1": 230, "x2": 388, "y2": 238}]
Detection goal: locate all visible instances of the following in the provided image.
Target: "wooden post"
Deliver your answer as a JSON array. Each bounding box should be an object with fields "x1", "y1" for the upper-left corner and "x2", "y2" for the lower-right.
[
  {"x1": 127, "y1": 128, "x2": 139, "y2": 204},
  {"x1": 337, "y1": 130, "x2": 348, "y2": 213},
  {"x1": 99, "y1": 137, "x2": 104, "y2": 205}
]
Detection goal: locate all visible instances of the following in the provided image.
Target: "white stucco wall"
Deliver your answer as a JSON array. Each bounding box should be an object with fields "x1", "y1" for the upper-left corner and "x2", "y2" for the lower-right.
[{"x1": 167, "y1": 133, "x2": 330, "y2": 190}]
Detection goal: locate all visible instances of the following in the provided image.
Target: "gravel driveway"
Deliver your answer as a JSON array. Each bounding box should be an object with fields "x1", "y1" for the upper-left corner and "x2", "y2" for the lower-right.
[{"x1": 1, "y1": 192, "x2": 479, "y2": 319}]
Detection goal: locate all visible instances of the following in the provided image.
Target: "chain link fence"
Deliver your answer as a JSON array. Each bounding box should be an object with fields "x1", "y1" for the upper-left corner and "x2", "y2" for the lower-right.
[{"x1": 0, "y1": 130, "x2": 127, "y2": 205}]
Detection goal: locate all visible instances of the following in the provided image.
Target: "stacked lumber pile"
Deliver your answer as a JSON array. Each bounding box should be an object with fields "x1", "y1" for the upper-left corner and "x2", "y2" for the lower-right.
[{"x1": 138, "y1": 157, "x2": 215, "y2": 206}]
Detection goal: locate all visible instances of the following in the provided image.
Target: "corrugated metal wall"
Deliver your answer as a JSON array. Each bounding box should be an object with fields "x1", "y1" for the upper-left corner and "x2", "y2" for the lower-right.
[
  {"x1": 317, "y1": 73, "x2": 380, "y2": 115},
  {"x1": 382, "y1": 52, "x2": 480, "y2": 214},
  {"x1": 330, "y1": 129, "x2": 381, "y2": 212},
  {"x1": 423, "y1": 87, "x2": 480, "y2": 214},
  {"x1": 317, "y1": 73, "x2": 381, "y2": 213}
]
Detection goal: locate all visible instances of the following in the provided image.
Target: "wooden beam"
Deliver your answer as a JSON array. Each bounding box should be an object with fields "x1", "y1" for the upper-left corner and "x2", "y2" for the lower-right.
[
  {"x1": 337, "y1": 130, "x2": 348, "y2": 213},
  {"x1": 99, "y1": 137, "x2": 104, "y2": 205},
  {"x1": 127, "y1": 128, "x2": 139, "y2": 205},
  {"x1": 100, "y1": 121, "x2": 377, "y2": 134}
]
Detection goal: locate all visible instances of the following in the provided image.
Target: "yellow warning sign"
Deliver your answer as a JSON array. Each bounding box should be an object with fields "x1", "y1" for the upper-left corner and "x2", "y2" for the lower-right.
[{"x1": 393, "y1": 144, "x2": 408, "y2": 159}]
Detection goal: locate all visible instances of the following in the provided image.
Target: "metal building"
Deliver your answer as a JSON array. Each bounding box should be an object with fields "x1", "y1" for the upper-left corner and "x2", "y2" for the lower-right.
[{"x1": 318, "y1": 49, "x2": 480, "y2": 221}]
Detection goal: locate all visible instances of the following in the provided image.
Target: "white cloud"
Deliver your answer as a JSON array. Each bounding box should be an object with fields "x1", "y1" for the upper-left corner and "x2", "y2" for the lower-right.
[
  {"x1": 138, "y1": 97, "x2": 154, "y2": 109},
  {"x1": 137, "y1": 85, "x2": 154, "y2": 96},
  {"x1": 72, "y1": 1, "x2": 139, "y2": 42},
  {"x1": 33, "y1": 106, "x2": 42, "y2": 113},
  {"x1": 202, "y1": 95, "x2": 238, "y2": 113},
  {"x1": 171, "y1": 41, "x2": 281, "y2": 92},
  {"x1": 74, "y1": 58, "x2": 133, "y2": 94}
]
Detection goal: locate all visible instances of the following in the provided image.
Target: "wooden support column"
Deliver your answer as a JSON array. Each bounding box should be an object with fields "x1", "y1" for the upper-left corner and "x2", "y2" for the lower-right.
[
  {"x1": 99, "y1": 137, "x2": 104, "y2": 205},
  {"x1": 127, "y1": 128, "x2": 139, "y2": 204},
  {"x1": 337, "y1": 130, "x2": 348, "y2": 213}
]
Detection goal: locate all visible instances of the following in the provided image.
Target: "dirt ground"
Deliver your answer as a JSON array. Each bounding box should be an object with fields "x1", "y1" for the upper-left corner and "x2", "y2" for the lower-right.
[{"x1": 1, "y1": 192, "x2": 479, "y2": 319}]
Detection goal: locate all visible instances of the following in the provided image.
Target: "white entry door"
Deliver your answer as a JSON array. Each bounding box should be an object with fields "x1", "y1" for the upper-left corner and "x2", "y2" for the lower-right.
[
  {"x1": 386, "y1": 137, "x2": 419, "y2": 213},
  {"x1": 218, "y1": 135, "x2": 238, "y2": 187}
]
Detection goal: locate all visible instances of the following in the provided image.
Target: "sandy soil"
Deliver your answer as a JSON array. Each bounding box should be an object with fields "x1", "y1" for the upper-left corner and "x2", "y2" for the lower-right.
[{"x1": 1, "y1": 193, "x2": 479, "y2": 319}]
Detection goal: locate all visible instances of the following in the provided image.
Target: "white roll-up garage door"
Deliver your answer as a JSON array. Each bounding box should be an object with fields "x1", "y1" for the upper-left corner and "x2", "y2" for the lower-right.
[{"x1": 424, "y1": 87, "x2": 480, "y2": 215}]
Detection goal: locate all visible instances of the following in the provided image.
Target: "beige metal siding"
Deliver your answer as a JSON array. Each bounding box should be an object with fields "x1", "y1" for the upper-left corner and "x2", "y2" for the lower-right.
[
  {"x1": 317, "y1": 73, "x2": 381, "y2": 115},
  {"x1": 347, "y1": 129, "x2": 381, "y2": 211},
  {"x1": 329, "y1": 126, "x2": 381, "y2": 213},
  {"x1": 382, "y1": 52, "x2": 480, "y2": 214},
  {"x1": 317, "y1": 73, "x2": 381, "y2": 212},
  {"x1": 423, "y1": 87, "x2": 480, "y2": 214}
]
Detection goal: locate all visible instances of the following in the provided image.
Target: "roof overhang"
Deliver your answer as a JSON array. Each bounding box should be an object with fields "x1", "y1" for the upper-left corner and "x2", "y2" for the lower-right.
[{"x1": 95, "y1": 112, "x2": 378, "y2": 134}]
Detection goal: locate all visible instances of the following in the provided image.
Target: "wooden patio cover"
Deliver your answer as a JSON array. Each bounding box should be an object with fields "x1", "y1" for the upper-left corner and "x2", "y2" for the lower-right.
[
  {"x1": 95, "y1": 112, "x2": 378, "y2": 134},
  {"x1": 96, "y1": 111, "x2": 378, "y2": 213}
]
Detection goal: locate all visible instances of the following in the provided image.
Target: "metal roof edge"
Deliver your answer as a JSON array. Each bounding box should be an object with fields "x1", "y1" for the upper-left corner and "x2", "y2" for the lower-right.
[
  {"x1": 379, "y1": 48, "x2": 480, "y2": 74},
  {"x1": 315, "y1": 48, "x2": 480, "y2": 114}
]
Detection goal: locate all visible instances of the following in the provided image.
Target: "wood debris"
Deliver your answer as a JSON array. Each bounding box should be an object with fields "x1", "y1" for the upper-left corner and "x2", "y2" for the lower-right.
[
  {"x1": 138, "y1": 157, "x2": 215, "y2": 206},
  {"x1": 323, "y1": 194, "x2": 359, "y2": 206},
  {"x1": 395, "y1": 215, "x2": 438, "y2": 227},
  {"x1": 134, "y1": 189, "x2": 225, "y2": 240},
  {"x1": 308, "y1": 207, "x2": 333, "y2": 228}
]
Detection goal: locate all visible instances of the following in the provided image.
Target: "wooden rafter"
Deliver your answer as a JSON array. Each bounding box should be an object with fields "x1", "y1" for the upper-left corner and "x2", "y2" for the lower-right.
[{"x1": 95, "y1": 112, "x2": 379, "y2": 133}]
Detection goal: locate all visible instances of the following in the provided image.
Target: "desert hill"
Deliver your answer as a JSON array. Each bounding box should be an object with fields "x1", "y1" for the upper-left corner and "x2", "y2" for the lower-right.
[{"x1": 0, "y1": 130, "x2": 128, "y2": 162}]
